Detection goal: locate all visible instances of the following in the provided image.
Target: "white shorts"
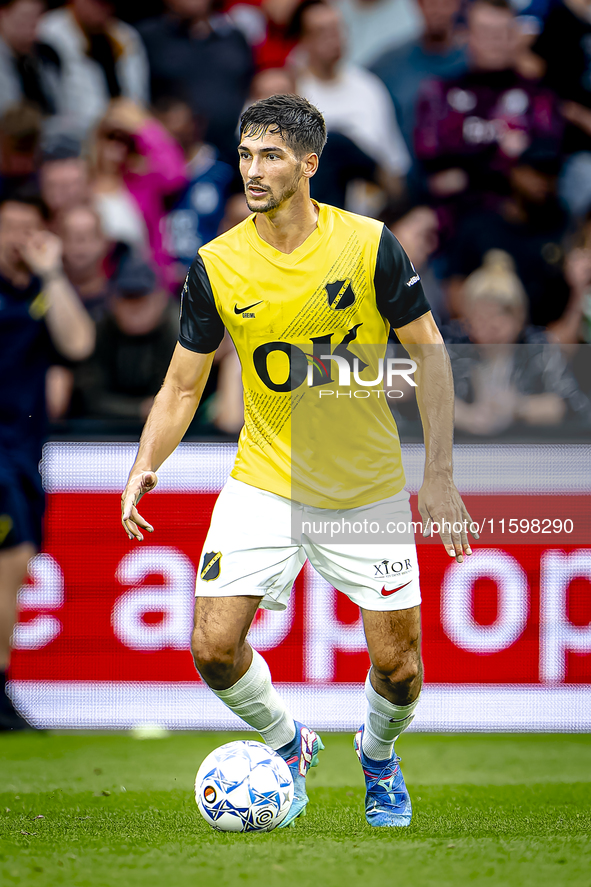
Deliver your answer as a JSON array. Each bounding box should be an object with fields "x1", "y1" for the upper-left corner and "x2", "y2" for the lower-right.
[{"x1": 195, "y1": 477, "x2": 421, "y2": 612}]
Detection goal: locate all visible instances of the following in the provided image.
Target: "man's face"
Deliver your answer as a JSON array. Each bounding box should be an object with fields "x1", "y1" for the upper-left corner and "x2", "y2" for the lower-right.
[
  {"x1": 0, "y1": 0, "x2": 44, "y2": 56},
  {"x1": 0, "y1": 201, "x2": 44, "y2": 273},
  {"x1": 155, "y1": 102, "x2": 197, "y2": 153},
  {"x1": 390, "y1": 207, "x2": 439, "y2": 271},
  {"x1": 111, "y1": 289, "x2": 166, "y2": 336},
  {"x1": 166, "y1": 0, "x2": 212, "y2": 20},
  {"x1": 468, "y1": 2, "x2": 516, "y2": 71},
  {"x1": 239, "y1": 129, "x2": 308, "y2": 214},
  {"x1": 40, "y1": 158, "x2": 89, "y2": 215},
  {"x1": 301, "y1": 4, "x2": 343, "y2": 69},
  {"x1": 417, "y1": 0, "x2": 460, "y2": 39},
  {"x1": 72, "y1": 0, "x2": 115, "y2": 32},
  {"x1": 61, "y1": 207, "x2": 107, "y2": 274},
  {"x1": 250, "y1": 69, "x2": 296, "y2": 103}
]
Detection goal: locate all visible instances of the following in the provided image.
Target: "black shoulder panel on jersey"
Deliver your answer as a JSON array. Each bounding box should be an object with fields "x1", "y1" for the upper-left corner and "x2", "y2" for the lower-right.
[
  {"x1": 374, "y1": 225, "x2": 431, "y2": 329},
  {"x1": 178, "y1": 253, "x2": 225, "y2": 353}
]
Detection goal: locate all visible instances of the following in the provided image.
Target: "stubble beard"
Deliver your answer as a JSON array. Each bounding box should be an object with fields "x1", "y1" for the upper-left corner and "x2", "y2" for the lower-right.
[
  {"x1": 245, "y1": 191, "x2": 281, "y2": 214},
  {"x1": 245, "y1": 170, "x2": 301, "y2": 214}
]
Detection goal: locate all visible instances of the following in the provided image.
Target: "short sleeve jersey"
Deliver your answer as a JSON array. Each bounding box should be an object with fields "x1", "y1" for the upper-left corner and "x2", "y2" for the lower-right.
[{"x1": 180, "y1": 202, "x2": 430, "y2": 507}]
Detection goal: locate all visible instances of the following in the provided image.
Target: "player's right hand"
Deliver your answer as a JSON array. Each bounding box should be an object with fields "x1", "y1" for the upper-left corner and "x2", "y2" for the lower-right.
[{"x1": 121, "y1": 471, "x2": 157, "y2": 541}]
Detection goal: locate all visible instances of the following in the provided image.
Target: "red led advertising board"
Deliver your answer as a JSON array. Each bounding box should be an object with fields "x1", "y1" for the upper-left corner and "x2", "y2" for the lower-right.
[{"x1": 9, "y1": 443, "x2": 591, "y2": 731}]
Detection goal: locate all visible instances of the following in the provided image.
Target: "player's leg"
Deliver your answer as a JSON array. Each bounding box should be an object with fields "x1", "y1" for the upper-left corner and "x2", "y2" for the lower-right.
[
  {"x1": 360, "y1": 604, "x2": 422, "y2": 759},
  {"x1": 191, "y1": 594, "x2": 297, "y2": 749},
  {"x1": 303, "y1": 488, "x2": 421, "y2": 825},
  {"x1": 0, "y1": 457, "x2": 42, "y2": 731},
  {"x1": 191, "y1": 595, "x2": 323, "y2": 827},
  {"x1": 0, "y1": 542, "x2": 36, "y2": 731},
  {"x1": 352, "y1": 605, "x2": 422, "y2": 827},
  {"x1": 191, "y1": 477, "x2": 323, "y2": 825}
]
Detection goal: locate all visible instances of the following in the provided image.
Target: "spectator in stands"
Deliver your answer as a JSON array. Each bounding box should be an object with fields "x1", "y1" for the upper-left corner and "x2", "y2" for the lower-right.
[
  {"x1": 0, "y1": 0, "x2": 60, "y2": 118},
  {"x1": 74, "y1": 254, "x2": 178, "y2": 422},
  {"x1": 414, "y1": 0, "x2": 563, "y2": 215},
  {"x1": 38, "y1": 133, "x2": 90, "y2": 222},
  {"x1": 38, "y1": 0, "x2": 149, "y2": 138},
  {"x1": 381, "y1": 200, "x2": 443, "y2": 426},
  {"x1": 155, "y1": 97, "x2": 233, "y2": 283},
  {"x1": 203, "y1": 332, "x2": 245, "y2": 435},
  {"x1": 371, "y1": 0, "x2": 467, "y2": 156},
  {"x1": 138, "y1": 0, "x2": 254, "y2": 161},
  {"x1": 248, "y1": 65, "x2": 296, "y2": 103},
  {"x1": 444, "y1": 250, "x2": 588, "y2": 435},
  {"x1": 382, "y1": 199, "x2": 446, "y2": 322},
  {"x1": 0, "y1": 186, "x2": 94, "y2": 730},
  {"x1": 338, "y1": 0, "x2": 423, "y2": 66},
  {"x1": 549, "y1": 220, "x2": 591, "y2": 345},
  {"x1": 387, "y1": 202, "x2": 439, "y2": 273},
  {"x1": 0, "y1": 102, "x2": 41, "y2": 201},
  {"x1": 558, "y1": 214, "x2": 591, "y2": 399},
  {"x1": 58, "y1": 203, "x2": 112, "y2": 320},
  {"x1": 89, "y1": 98, "x2": 187, "y2": 289},
  {"x1": 224, "y1": 0, "x2": 301, "y2": 70},
  {"x1": 442, "y1": 141, "x2": 571, "y2": 327},
  {"x1": 218, "y1": 191, "x2": 250, "y2": 233},
  {"x1": 295, "y1": 1, "x2": 411, "y2": 189},
  {"x1": 532, "y1": 0, "x2": 591, "y2": 216},
  {"x1": 310, "y1": 130, "x2": 384, "y2": 209}
]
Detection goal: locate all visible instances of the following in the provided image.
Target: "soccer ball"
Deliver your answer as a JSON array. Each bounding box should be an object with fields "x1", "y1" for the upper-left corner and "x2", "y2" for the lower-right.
[{"x1": 195, "y1": 740, "x2": 294, "y2": 832}]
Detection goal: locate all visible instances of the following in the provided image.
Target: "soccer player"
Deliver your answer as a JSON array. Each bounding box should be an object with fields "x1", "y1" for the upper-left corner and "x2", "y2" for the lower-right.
[{"x1": 121, "y1": 95, "x2": 476, "y2": 828}]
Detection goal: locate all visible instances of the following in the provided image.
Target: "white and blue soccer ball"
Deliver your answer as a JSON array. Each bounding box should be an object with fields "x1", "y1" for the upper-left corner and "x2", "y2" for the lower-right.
[{"x1": 195, "y1": 740, "x2": 294, "y2": 832}]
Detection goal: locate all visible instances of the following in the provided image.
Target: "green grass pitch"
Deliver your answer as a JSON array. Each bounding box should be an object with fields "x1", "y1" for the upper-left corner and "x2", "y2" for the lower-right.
[{"x1": 1, "y1": 731, "x2": 590, "y2": 886}]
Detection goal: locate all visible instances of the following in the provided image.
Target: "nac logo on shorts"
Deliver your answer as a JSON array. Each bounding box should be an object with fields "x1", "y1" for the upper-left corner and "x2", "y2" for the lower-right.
[{"x1": 200, "y1": 551, "x2": 222, "y2": 581}]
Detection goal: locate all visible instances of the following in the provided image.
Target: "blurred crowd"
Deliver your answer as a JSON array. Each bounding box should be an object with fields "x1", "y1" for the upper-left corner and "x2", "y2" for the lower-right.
[{"x1": 1, "y1": 0, "x2": 591, "y2": 440}]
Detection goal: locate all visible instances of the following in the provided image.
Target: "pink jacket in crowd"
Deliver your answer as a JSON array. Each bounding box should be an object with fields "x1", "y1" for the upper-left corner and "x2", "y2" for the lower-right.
[{"x1": 124, "y1": 120, "x2": 188, "y2": 290}]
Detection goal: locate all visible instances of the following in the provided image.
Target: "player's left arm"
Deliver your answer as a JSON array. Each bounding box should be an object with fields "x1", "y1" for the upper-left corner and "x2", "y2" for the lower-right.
[
  {"x1": 395, "y1": 311, "x2": 478, "y2": 562},
  {"x1": 374, "y1": 224, "x2": 477, "y2": 562}
]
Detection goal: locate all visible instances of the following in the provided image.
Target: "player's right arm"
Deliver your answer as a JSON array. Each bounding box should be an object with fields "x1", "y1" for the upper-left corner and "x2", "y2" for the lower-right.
[
  {"x1": 121, "y1": 345, "x2": 215, "y2": 540},
  {"x1": 122, "y1": 254, "x2": 226, "y2": 540}
]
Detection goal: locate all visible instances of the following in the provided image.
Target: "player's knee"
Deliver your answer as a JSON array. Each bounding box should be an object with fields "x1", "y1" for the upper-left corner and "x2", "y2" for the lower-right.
[
  {"x1": 191, "y1": 631, "x2": 241, "y2": 689},
  {"x1": 374, "y1": 650, "x2": 423, "y2": 703}
]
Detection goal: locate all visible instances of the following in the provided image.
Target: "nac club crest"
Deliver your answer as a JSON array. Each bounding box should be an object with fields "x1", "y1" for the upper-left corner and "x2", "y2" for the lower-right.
[
  {"x1": 325, "y1": 279, "x2": 355, "y2": 310},
  {"x1": 200, "y1": 551, "x2": 222, "y2": 581}
]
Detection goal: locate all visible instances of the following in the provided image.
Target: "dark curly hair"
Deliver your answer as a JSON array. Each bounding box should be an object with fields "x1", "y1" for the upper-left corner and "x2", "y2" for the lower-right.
[{"x1": 239, "y1": 94, "x2": 327, "y2": 159}]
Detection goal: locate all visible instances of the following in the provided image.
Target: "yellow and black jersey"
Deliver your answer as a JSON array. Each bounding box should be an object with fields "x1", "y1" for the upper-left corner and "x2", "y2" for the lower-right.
[{"x1": 179, "y1": 202, "x2": 430, "y2": 507}]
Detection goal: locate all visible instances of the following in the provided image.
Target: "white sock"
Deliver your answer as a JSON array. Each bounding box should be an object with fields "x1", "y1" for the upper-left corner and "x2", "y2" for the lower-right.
[
  {"x1": 212, "y1": 648, "x2": 296, "y2": 750},
  {"x1": 361, "y1": 670, "x2": 420, "y2": 761}
]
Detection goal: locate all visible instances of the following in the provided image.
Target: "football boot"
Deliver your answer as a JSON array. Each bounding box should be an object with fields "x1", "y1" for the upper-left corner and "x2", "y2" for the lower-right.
[
  {"x1": 354, "y1": 725, "x2": 412, "y2": 827},
  {"x1": 276, "y1": 721, "x2": 324, "y2": 827}
]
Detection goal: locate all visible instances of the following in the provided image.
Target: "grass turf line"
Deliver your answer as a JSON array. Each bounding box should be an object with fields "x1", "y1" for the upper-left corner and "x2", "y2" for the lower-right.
[{"x1": 1, "y1": 732, "x2": 590, "y2": 886}]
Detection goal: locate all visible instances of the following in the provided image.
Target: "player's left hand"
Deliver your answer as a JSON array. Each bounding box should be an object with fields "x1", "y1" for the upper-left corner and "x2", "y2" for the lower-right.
[
  {"x1": 418, "y1": 473, "x2": 478, "y2": 563},
  {"x1": 21, "y1": 230, "x2": 63, "y2": 278},
  {"x1": 121, "y1": 471, "x2": 157, "y2": 541}
]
